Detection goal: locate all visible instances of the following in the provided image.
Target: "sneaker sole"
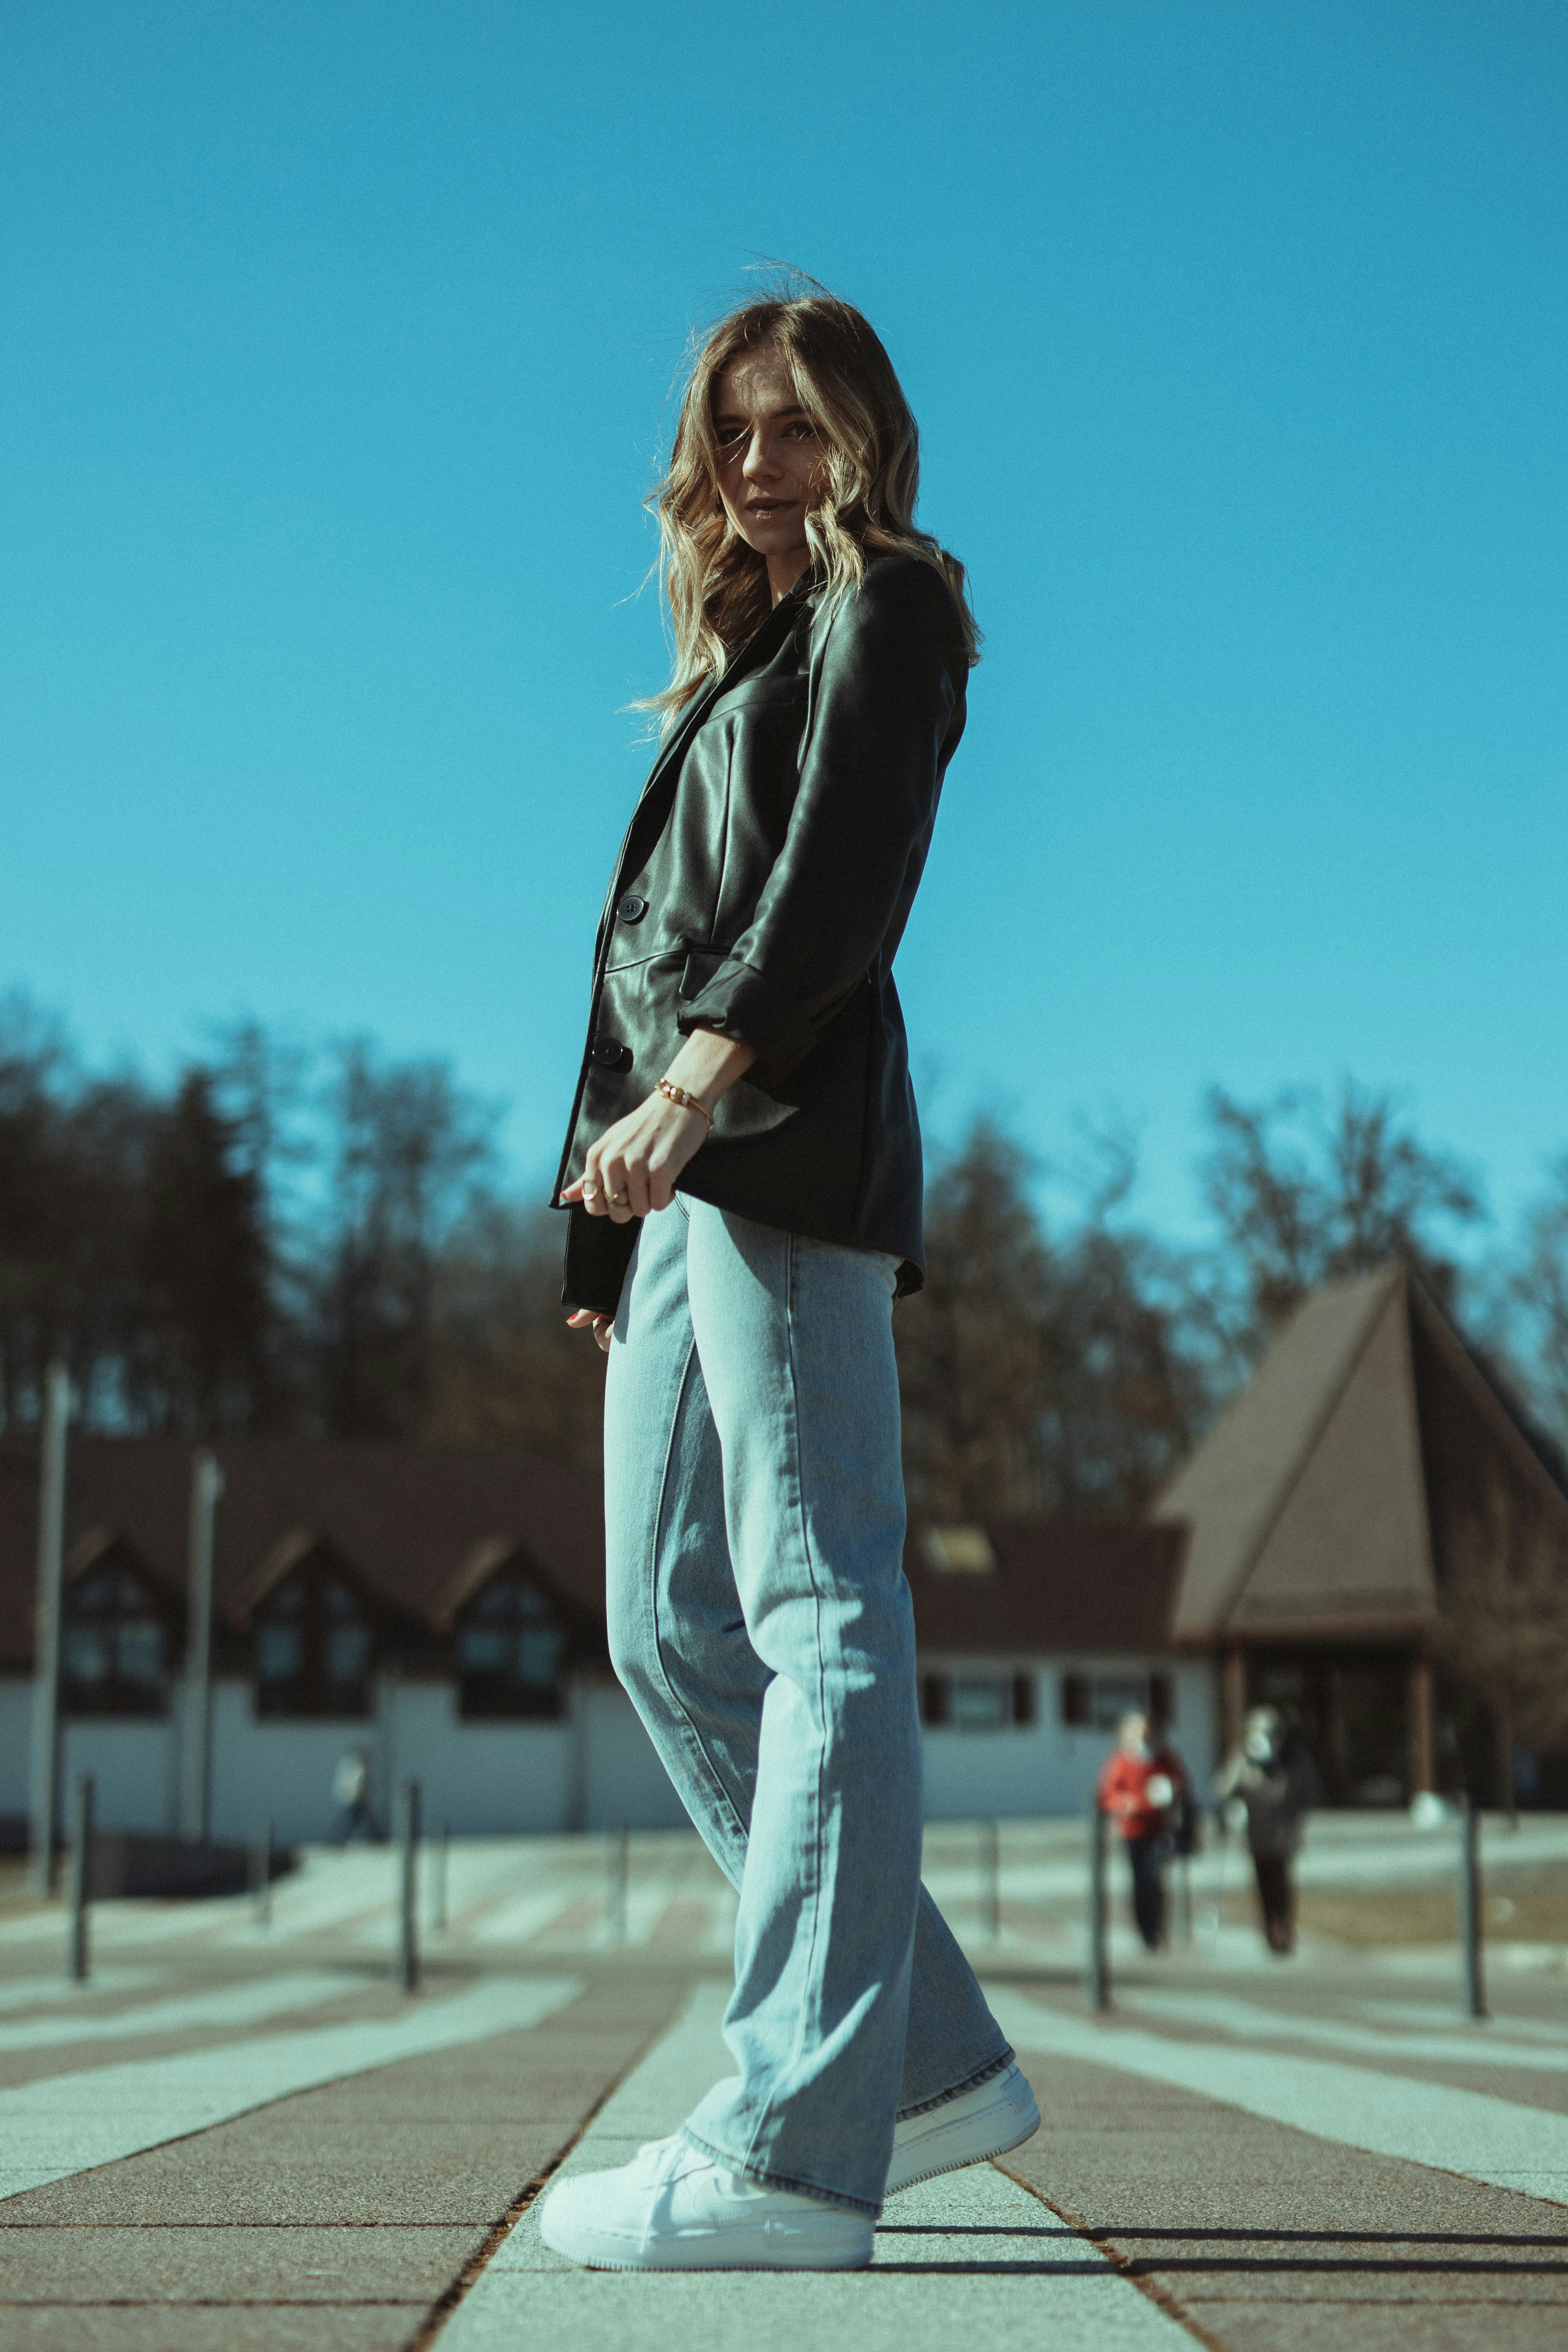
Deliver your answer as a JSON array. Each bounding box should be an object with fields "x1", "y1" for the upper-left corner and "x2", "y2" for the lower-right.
[
  {"x1": 884, "y1": 2087, "x2": 1042, "y2": 2196},
  {"x1": 538, "y1": 2214, "x2": 874, "y2": 2272}
]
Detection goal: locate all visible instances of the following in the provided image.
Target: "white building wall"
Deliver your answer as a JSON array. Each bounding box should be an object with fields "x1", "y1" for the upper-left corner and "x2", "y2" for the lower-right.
[
  {"x1": 0, "y1": 1655, "x2": 1222, "y2": 1842},
  {"x1": 919, "y1": 1656, "x2": 1221, "y2": 1821}
]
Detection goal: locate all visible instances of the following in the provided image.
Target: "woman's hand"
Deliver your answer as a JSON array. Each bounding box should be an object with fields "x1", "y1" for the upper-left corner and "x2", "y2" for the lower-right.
[
  {"x1": 560, "y1": 1028, "x2": 758, "y2": 1349},
  {"x1": 560, "y1": 1090, "x2": 710, "y2": 1222}
]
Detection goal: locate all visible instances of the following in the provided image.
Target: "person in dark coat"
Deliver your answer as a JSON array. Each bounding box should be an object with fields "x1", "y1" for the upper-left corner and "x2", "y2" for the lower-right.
[{"x1": 1216, "y1": 1705, "x2": 1320, "y2": 1954}]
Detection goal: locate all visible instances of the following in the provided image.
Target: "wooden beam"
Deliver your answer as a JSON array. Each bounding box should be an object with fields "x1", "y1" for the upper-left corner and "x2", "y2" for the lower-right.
[
  {"x1": 1222, "y1": 1649, "x2": 1247, "y2": 1755},
  {"x1": 1408, "y1": 1652, "x2": 1434, "y2": 1794}
]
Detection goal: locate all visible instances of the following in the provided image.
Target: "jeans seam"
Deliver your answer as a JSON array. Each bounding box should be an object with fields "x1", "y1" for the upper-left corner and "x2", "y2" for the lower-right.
[
  {"x1": 643, "y1": 1330, "x2": 750, "y2": 1863},
  {"x1": 739, "y1": 1226, "x2": 832, "y2": 2178}
]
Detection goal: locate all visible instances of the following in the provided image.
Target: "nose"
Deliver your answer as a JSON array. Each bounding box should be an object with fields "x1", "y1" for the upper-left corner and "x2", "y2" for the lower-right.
[{"x1": 741, "y1": 427, "x2": 783, "y2": 484}]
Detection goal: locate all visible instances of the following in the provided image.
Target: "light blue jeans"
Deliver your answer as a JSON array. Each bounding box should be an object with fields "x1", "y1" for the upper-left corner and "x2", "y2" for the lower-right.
[{"x1": 603, "y1": 1198, "x2": 1012, "y2": 2216}]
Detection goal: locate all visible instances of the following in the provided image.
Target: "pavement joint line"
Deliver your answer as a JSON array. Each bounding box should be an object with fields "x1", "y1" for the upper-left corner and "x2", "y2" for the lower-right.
[
  {"x1": 0, "y1": 1974, "x2": 586, "y2": 2204},
  {"x1": 988, "y1": 1986, "x2": 1568, "y2": 2208},
  {"x1": 407, "y1": 1985, "x2": 693, "y2": 2352},
  {"x1": 994, "y1": 2162, "x2": 1224, "y2": 2351}
]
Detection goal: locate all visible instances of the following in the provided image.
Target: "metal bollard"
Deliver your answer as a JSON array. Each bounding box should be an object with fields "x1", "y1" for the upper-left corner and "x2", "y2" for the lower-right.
[
  {"x1": 1087, "y1": 1797, "x2": 1111, "y2": 2013},
  {"x1": 1460, "y1": 1794, "x2": 1487, "y2": 2021},
  {"x1": 68, "y1": 1774, "x2": 94, "y2": 1984},
  {"x1": 251, "y1": 1818, "x2": 274, "y2": 1929},
  {"x1": 398, "y1": 1781, "x2": 422, "y2": 1993},
  {"x1": 432, "y1": 1820, "x2": 449, "y2": 1935},
  {"x1": 981, "y1": 1819, "x2": 1000, "y2": 1941},
  {"x1": 607, "y1": 1822, "x2": 629, "y2": 1945}
]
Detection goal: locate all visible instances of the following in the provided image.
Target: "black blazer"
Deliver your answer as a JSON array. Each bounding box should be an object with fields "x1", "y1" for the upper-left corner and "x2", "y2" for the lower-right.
[{"x1": 552, "y1": 555, "x2": 969, "y2": 1315}]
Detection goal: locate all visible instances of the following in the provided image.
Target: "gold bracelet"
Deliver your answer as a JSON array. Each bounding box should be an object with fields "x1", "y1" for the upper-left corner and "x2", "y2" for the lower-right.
[{"x1": 657, "y1": 1077, "x2": 714, "y2": 1131}]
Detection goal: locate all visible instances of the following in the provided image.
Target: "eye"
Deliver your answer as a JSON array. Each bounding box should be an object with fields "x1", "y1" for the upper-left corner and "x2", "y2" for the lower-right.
[
  {"x1": 785, "y1": 420, "x2": 818, "y2": 440},
  {"x1": 714, "y1": 422, "x2": 748, "y2": 449}
]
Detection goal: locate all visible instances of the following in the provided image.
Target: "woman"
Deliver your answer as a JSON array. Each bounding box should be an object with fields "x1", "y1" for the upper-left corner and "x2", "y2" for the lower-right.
[{"x1": 539, "y1": 289, "x2": 1037, "y2": 2272}]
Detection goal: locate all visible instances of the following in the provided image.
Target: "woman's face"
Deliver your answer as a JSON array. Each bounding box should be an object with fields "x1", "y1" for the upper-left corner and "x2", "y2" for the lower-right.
[{"x1": 712, "y1": 341, "x2": 828, "y2": 582}]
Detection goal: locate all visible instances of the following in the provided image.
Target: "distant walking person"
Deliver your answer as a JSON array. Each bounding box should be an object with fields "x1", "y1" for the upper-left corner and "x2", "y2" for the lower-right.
[
  {"x1": 1216, "y1": 1705, "x2": 1319, "y2": 1954},
  {"x1": 1097, "y1": 1710, "x2": 1191, "y2": 1951},
  {"x1": 330, "y1": 1748, "x2": 375, "y2": 1844},
  {"x1": 540, "y1": 284, "x2": 1038, "y2": 2274}
]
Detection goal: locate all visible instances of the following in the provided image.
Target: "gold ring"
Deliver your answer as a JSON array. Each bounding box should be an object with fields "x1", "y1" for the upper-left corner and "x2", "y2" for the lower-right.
[{"x1": 608, "y1": 1190, "x2": 629, "y2": 1205}]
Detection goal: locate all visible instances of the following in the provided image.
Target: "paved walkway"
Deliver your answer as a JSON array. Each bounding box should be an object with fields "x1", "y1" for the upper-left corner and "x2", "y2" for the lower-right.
[{"x1": 2, "y1": 1826, "x2": 1566, "y2": 2348}]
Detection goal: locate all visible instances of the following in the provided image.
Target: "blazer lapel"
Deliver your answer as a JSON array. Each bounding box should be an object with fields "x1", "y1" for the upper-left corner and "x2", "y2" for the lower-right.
[{"x1": 593, "y1": 585, "x2": 812, "y2": 961}]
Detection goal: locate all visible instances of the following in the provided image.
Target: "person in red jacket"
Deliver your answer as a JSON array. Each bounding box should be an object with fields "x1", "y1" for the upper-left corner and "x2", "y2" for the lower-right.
[{"x1": 1096, "y1": 1710, "x2": 1190, "y2": 1951}]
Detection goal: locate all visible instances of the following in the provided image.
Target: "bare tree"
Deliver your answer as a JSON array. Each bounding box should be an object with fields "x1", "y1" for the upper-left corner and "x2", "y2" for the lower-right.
[
  {"x1": 1202, "y1": 1081, "x2": 1485, "y2": 1360},
  {"x1": 424, "y1": 1200, "x2": 607, "y2": 1472},
  {"x1": 895, "y1": 1121, "x2": 1208, "y2": 1521},
  {"x1": 310, "y1": 1043, "x2": 497, "y2": 1439},
  {"x1": 1432, "y1": 1473, "x2": 1568, "y2": 1817}
]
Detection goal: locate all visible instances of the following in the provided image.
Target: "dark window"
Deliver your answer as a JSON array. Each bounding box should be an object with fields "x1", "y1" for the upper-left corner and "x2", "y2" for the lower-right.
[
  {"x1": 1060, "y1": 1672, "x2": 1091, "y2": 1728},
  {"x1": 253, "y1": 1568, "x2": 375, "y2": 1718},
  {"x1": 62, "y1": 1565, "x2": 169, "y2": 1716},
  {"x1": 456, "y1": 1572, "x2": 569, "y2": 1720},
  {"x1": 1148, "y1": 1671, "x2": 1175, "y2": 1731},
  {"x1": 923, "y1": 1673, "x2": 1038, "y2": 1731},
  {"x1": 920, "y1": 1673, "x2": 951, "y2": 1727}
]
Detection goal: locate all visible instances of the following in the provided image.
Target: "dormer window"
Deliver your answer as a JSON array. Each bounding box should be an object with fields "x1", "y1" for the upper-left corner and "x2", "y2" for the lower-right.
[
  {"x1": 62, "y1": 1552, "x2": 170, "y2": 1716},
  {"x1": 456, "y1": 1570, "x2": 568, "y2": 1720},
  {"x1": 252, "y1": 1557, "x2": 375, "y2": 1718}
]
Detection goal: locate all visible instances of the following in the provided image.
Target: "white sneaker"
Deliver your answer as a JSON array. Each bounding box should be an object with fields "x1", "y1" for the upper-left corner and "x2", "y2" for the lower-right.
[
  {"x1": 885, "y1": 2062, "x2": 1040, "y2": 2195},
  {"x1": 539, "y1": 2133, "x2": 874, "y2": 2271}
]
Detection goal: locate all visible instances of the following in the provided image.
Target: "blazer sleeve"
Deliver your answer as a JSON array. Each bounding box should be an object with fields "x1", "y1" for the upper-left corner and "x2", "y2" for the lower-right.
[{"x1": 676, "y1": 558, "x2": 963, "y2": 1082}]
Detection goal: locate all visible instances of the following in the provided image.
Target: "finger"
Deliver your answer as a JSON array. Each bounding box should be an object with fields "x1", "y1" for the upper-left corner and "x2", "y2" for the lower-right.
[
  {"x1": 600, "y1": 1158, "x2": 635, "y2": 1224},
  {"x1": 580, "y1": 1157, "x2": 608, "y2": 1216},
  {"x1": 566, "y1": 1308, "x2": 597, "y2": 1327},
  {"x1": 560, "y1": 1178, "x2": 585, "y2": 1203},
  {"x1": 623, "y1": 1161, "x2": 653, "y2": 1219},
  {"x1": 593, "y1": 1316, "x2": 614, "y2": 1355}
]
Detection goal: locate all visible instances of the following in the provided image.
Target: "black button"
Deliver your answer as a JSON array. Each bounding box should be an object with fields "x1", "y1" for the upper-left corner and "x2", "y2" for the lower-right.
[
  {"x1": 617, "y1": 894, "x2": 648, "y2": 923},
  {"x1": 591, "y1": 1037, "x2": 632, "y2": 1070}
]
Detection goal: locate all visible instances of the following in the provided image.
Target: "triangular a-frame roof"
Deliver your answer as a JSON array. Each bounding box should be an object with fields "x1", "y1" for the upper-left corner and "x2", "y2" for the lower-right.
[
  {"x1": 1156, "y1": 1265, "x2": 1436, "y2": 1643},
  {"x1": 1155, "y1": 1261, "x2": 1568, "y2": 1650}
]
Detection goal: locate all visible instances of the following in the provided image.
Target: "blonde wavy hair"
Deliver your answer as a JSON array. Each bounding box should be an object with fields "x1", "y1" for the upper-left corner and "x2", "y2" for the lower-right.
[{"x1": 646, "y1": 284, "x2": 979, "y2": 726}]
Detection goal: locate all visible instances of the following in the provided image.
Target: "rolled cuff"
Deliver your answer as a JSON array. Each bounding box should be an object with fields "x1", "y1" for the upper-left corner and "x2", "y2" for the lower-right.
[{"x1": 677, "y1": 956, "x2": 819, "y2": 1082}]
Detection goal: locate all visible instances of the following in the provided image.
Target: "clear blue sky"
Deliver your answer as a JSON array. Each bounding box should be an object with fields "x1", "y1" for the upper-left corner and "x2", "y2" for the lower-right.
[{"x1": 3, "y1": 0, "x2": 1565, "y2": 1243}]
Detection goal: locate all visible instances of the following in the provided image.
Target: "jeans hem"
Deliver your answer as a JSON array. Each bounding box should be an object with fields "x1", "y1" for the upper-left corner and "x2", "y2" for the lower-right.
[
  {"x1": 679, "y1": 2125, "x2": 880, "y2": 2221},
  {"x1": 894, "y1": 2043, "x2": 1014, "y2": 2123}
]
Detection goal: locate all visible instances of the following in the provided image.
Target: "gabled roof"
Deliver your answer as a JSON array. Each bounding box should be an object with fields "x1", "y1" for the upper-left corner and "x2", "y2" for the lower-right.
[
  {"x1": 0, "y1": 1430, "x2": 1187, "y2": 1671},
  {"x1": 1155, "y1": 1261, "x2": 1568, "y2": 1646},
  {"x1": 0, "y1": 1436, "x2": 607, "y2": 1671},
  {"x1": 905, "y1": 1521, "x2": 1186, "y2": 1657}
]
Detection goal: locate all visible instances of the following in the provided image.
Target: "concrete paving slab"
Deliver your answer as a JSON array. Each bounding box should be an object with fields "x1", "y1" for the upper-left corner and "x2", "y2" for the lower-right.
[
  {"x1": 0, "y1": 2311, "x2": 427, "y2": 2352},
  {"x1": 0, "y1": 1975, "x2": 583, "y2": 2201},
  {"x1": 999, "y1": 2044, "x2": 1568, "y2": 2347},
  {"x1": 0, "y1": 1970, "x2": 690, "y2": 2351},
  {"x1": 989, "y1": 1984, "x2": 1568, "y2": 2203},
  {"x1": 0, "y1": 1968, "x2": 365, "y2": 2055},
  {"x1": 0, "y1": 2220, "x2": 480, "y2": 2302}
]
